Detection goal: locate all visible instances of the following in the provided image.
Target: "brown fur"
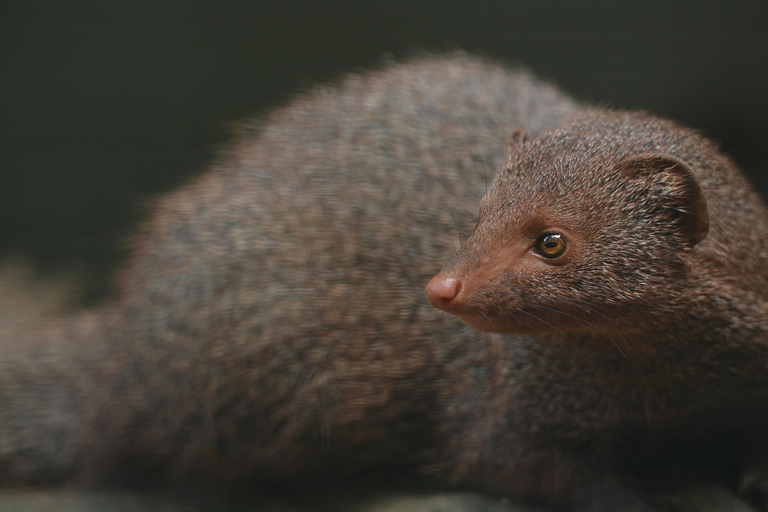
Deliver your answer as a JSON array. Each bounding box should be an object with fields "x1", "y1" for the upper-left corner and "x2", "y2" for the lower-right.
[
  {"x1": 3, "y1": 53, "x2": 766, "y2": 511},
  {"x1": 0, "y1": 53, "x2": 579, "y2": 489},
  {"x1": 427, "y1": 109, "x2": 768, "y2": 510}
]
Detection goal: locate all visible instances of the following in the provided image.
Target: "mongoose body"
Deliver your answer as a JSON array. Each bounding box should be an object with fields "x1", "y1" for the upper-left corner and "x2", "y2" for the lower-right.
[
  {"x1": 0, "y1": 54, "x2": 579, "y2": 484},
  {"x1": 2, "y1": 54, "x2": 768, "y2": 512}
]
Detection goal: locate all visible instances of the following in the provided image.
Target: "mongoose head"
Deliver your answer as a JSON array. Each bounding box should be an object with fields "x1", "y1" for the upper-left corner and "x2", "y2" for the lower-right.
[{"x1": 426, "y1": 111, "x2": 711, "y2": 336}]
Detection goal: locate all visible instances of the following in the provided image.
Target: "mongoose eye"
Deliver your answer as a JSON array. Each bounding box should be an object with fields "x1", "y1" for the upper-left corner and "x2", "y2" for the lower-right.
[{"x1": 535, "y1": 233, "x2": 566, "y2": 259}]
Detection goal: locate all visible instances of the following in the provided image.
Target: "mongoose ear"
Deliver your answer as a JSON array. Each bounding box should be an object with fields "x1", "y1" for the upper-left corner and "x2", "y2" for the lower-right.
[
  {"x1": 507, "y1": 127, "x2": 526, "y2": 154},
  {"x1": 617, "y1": 153, "x2": 710, "y2": 247},
  {"x1": 510, "y1": 127, "x2": 526, "y2": 144}
]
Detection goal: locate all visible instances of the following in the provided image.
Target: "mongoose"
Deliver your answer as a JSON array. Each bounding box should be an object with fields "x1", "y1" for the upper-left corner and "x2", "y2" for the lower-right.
[
  {"x1": 426, "y1": 109, "x2": 768, "y2": 510},
  {"x1": 1, "y1": 53, "x2": 766, "y2": 512}
]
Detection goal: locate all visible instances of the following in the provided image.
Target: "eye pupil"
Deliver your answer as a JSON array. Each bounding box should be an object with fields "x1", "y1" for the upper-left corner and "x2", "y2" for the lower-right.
[{"x1": 536, "y1": 233, "x2": 566, "y2": 259}]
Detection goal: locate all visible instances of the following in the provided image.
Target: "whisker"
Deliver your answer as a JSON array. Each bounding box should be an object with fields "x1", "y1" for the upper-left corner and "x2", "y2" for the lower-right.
[
  {"x1": 526, "y1": 304, "x2": 600, "y2": 328},
  {"x1": 443, "y1": 203, "x2": 463, "y2": 251},
  {"x1": 521, "y1": 294, "x2": 633, "y2": 359},
  {"x1": 515, "y1": 307, "x2": 577, "y2": 348},
  {"x1": 521, "y1": 293, "x2": 621, "y2": 327},
  {"x1": 471, "y1": 153, "x2": 490, "y2": 192},
  {"x1": 441, "y1": 203, "x2": 459, "y2": 254},
  {"x1": 544, "y1": 295, "x2": 618, "y2": 317},
  {"x1": 607, "y1": 336, "x2": 627, "y2": 358}
]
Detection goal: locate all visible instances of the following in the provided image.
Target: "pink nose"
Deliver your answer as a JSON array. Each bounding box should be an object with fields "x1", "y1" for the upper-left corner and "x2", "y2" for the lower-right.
[{"x1": 425, "y1": 275, "x2": 463, "y2": 312}]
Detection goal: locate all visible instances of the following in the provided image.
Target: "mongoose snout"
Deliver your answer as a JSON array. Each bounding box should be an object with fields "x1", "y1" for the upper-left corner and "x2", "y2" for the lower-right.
[{"x1": 425, "y1": 275, "x2": 464, "y2": 312}]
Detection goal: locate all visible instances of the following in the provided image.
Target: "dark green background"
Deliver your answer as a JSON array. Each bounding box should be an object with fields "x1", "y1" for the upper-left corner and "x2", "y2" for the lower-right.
[{"x1": 2, "y1": 1, "x2": 767, "y2": 300}]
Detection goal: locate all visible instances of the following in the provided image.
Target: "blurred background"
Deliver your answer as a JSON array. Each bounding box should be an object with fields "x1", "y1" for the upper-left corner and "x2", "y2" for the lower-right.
[{"x1": 1, "y1": 0, "x2": 767, "y2": 301}]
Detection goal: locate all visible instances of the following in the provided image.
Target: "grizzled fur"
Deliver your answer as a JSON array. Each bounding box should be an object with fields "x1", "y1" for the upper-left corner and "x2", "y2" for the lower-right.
[
  {"x1": 0, "y1": 54, "x2": 579, "y2": 487},
  {"x1": 429, "y1": 110, "x2": 768, "y2": 510},
  {"x1": 3, "y1": 52, "x2": 768, "y2": 512}
]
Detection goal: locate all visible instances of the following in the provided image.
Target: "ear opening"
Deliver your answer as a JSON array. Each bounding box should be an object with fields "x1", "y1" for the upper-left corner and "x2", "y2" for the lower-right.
[
  {"x1": 617, "y1": 153, "x2": 710, "y2": 247},
  {"x1": 506, "y1": 127, "x2": 527, "y2": 154}
]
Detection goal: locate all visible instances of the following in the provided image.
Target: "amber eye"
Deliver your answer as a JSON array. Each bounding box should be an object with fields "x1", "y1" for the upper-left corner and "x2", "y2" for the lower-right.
[{"x1": 536, "y1": 233, "x2": 566, "y2": 259}]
